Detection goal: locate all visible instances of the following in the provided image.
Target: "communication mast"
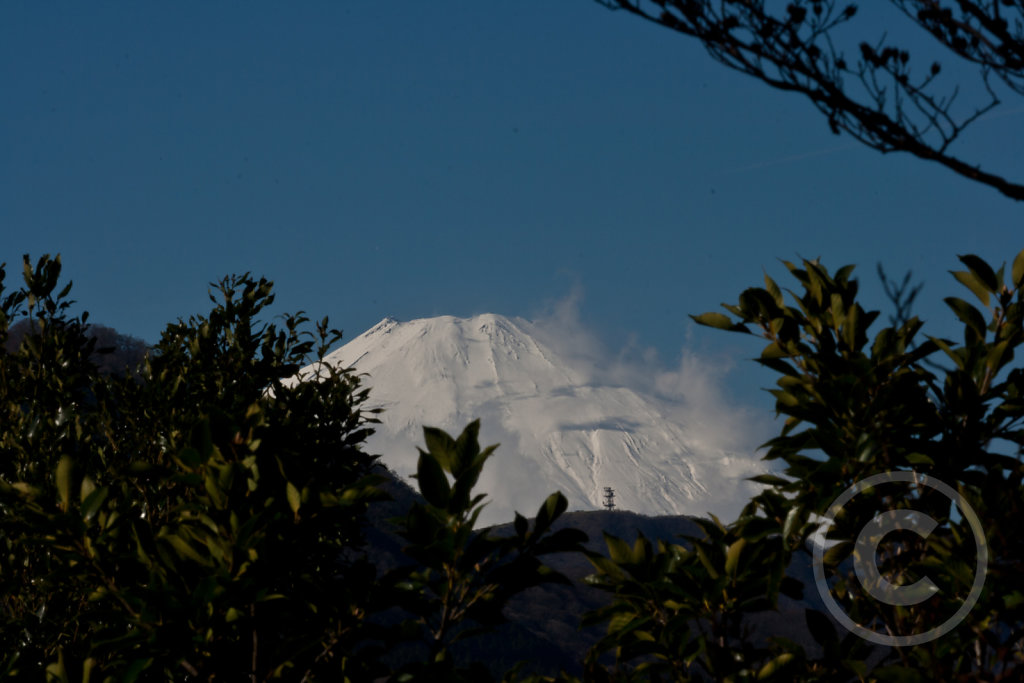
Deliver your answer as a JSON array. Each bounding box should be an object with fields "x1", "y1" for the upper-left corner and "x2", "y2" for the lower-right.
[{"x1": 603, "y1": 486, "x2": 616, "y2": 511}]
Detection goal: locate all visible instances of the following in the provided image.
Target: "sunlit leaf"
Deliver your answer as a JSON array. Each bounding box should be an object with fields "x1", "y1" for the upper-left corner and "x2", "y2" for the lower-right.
[
  {"x1": 691, "y1": 311, "x2": 735, "y2": 330},
  {"x1": 286, "y1": 481, "x2": 301, "y2": 515},
  {"x1": 1012, "y1": 248, "x2": 1024, "y2": 288},
  {"x1": 56, "y1": 456, "x2": 73, "y2": 512},
  {"x1": 725, "y1": 538, "x2": 747, "y2": 577},
  {"x1": 415, "y1": 449, "x2": 450, "y2": 509}
]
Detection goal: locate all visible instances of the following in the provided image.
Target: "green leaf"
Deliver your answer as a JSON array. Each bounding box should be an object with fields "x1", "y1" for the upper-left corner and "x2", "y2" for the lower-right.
[
  {"x1": 944, "y1": 297, "x2": 987, "y2": 337},
  {"x1": 119, "y1": 658, "x2": 154, "y2": 683},
  {"x1": 176, "y1": 447, "x2": 203, "y2": 469},
  {"x1": 605, "y1": 533, "x2": 633, "y2": 565},
  {"x1": 79, "y1": 475, "x2": 96, "y2": 503},
  {"x1": 415, "y1": 449, "x2": 451, "y2": 508},
  {"x1": 422, "y1": 426, "x2": 457, "y2": 471},
  {"x1": 452, "y1": 419, "x2": 482, "y2": 475},
  {"x1": 760, "y1": 342, "x2": 788, "y2": 359},
  {"x1": 45, "y1": 650, "x2": 69, "y2": 683},
  {"x1": 286, "y1": 481, "x2": 301, "y2": 515},
  {"x1": 928, "y1": 335, "x2": 965, "y2": 369},
  {"x1": 958, "y1": 254, "x2": 999, "y2": 292},
  {"x1": 783, "y1": 505, "x2": 803, "y2": 539},
  {"x1": 162, "y1": 533, "x2": 208, "y2": 564},
  {"x1": 951, "y1": 270, "x2": 991, "y2": 307},
  {"x1": 695, "y1": 545, "x2": 719, "y2": 579},
  {"x1": 835, "y1": 263, "x2": 856, "y2": 283},
  {"x1": 830, "y1": 292, "x2": 845, "y2": 324},
  {"x1": 904, "y1": 452, "x2": 934, "y2": 466},
  {"x1": 1003, "y1": 591, "x2": 1024, "y2": 609},
  {"x1": 986, "y1": 339, "x2": 1011, "y2": 373},
  {"x1": 586, "y1": 554, "x2": 626, "y2": 581},
  {"x1": 757, "y1": 652, "x2": 795, "y2": 679},
  {"x1": 1012, "y1": 248, "x2": 1024, "y2": 288},
  {"x1": 768, "y1": 389, "x2": 800, "y2": 408},
  {"x1": 80, "y1": 486, "x2": 109, "y2": 522},
  {"x1": 81, "y1": 658, "x2": 95, "y2": 683},
  {"x1": 764, "y1": 273, "x2": 784, "y2": 305},
  {"x1": 750, "y1": 473, "x2": 790, "y2": 486},
  {"x1": 725, "y1": 538, "x2": 747, "y2": 577},
  {"x1": 606, "y1": 611, "x2": 635, "y2": 634},
  {"x1": 56, "y1": 456, "x2": 73, "y2": 512},
  {"x1": 822, "y1": 540, "x2": 852, "y2": 566},
  {"x1": 534, "y1": 491, "x2": 567, "y2": 535},
  {"x1": 690, "y1": 311, "x2": 735, "y2": 330},
  {"x1": 513, "y1": 512, "x2": 528, "y2": 539}
]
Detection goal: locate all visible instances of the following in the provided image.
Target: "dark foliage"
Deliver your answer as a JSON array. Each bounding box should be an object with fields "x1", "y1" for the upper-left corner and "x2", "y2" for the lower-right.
[
  {"x1": 0, "y1": 254, "x2": 390, "y2": 681},
  {"x1": 0, "y1": 255, "x2": 585, "y2": 682},
  {"x1": 5, "y1": 251, "x2": 1024, "y2": 681},
  {"x1": 3, "y1": 319, "x2": 149, "y2": 377}
]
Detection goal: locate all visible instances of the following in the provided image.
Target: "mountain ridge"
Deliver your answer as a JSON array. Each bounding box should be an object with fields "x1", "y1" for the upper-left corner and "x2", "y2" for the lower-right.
[{"x1": 304, "y1": 313, "x2": 769, "y2": 526}]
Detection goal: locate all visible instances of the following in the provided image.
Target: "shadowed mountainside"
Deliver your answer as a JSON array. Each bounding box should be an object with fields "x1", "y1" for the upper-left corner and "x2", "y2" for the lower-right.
[{"x1": 362, "y1": 467, "x2": 829, "y2": 677}]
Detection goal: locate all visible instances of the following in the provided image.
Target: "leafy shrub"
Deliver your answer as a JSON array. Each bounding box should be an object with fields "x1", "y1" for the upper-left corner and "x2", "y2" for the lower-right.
[
  {"x1": 0, "y1": 255, "x2": 383, "y2": 681},
  {"x1": 9, "y1": 250, "x2": 1021, "y2": 681},
  {"x1": 0, "y1": 255, "x2": 584, "y2": 682},
  {"x1": 578, "y1": 252, "x2": 1024, "y2": 681}
]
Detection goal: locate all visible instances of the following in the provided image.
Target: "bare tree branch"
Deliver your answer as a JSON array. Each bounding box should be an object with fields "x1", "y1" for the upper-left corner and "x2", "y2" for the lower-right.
[{"x1": 596, "y1": 0, "x2": 1024, "y2": 200}]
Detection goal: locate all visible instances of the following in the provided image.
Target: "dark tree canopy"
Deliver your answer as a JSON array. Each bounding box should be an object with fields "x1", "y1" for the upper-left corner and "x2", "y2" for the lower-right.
[
  {"x1": 0, "y1": 255, "x2": 585, "y2": 682},
  {"x1": 597, "y1": 0, "x2": 1024, "y2": 200}
]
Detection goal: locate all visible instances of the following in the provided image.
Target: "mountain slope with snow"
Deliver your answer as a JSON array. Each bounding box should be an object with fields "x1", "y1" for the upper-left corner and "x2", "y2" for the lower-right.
[{"x1": 302, "y1": 314, "x2": 768, "y2": 526}]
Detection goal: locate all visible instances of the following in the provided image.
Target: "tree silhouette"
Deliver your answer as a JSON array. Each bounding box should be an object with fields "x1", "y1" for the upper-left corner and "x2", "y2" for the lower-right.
[{"x1": 595, "y1": 0, "x2": 1024, "y2": 200}]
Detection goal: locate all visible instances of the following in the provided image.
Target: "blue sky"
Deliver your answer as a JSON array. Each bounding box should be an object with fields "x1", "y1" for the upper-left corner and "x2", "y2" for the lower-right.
[{"x1": 3, "y1": 2, "x2": 1022, "y2": 414}]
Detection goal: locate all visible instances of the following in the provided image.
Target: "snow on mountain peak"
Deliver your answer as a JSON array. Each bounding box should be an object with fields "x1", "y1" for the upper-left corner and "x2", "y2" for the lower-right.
[{"x1": 308, "y1": 313, "x2": 768, "y2": 526}]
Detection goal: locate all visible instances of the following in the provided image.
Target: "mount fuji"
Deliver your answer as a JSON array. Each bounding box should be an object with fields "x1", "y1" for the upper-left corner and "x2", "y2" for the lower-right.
[{"x1": 301, "y1": 313, "x2": 770, "y2": 526}]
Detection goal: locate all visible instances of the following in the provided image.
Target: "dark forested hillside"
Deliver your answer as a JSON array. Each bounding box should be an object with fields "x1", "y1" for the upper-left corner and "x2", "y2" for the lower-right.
[{"x1": 3, "y1": 318, "x2": 148, "y2": 376}]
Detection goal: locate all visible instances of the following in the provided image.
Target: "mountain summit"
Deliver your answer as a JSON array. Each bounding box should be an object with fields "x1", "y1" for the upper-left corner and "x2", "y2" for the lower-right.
[{"x1": 307, "y1": 314, "x2": 767, "y2": 526}]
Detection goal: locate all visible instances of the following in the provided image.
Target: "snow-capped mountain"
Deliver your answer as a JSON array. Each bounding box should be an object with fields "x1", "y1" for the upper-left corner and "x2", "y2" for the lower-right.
[{"x1": 300, "y1": 314, "x2": 769, "y2": 526}]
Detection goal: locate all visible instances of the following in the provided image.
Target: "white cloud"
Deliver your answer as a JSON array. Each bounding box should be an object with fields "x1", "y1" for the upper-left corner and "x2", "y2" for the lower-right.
[{"x1": 529, "y1": 290, "x2": 774, "y2": 465}]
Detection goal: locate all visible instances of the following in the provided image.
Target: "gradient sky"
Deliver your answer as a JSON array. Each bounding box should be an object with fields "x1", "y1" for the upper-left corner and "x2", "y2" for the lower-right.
[{"x1": 3, "y1": 2, "x2": 1022, "y2": 415}]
